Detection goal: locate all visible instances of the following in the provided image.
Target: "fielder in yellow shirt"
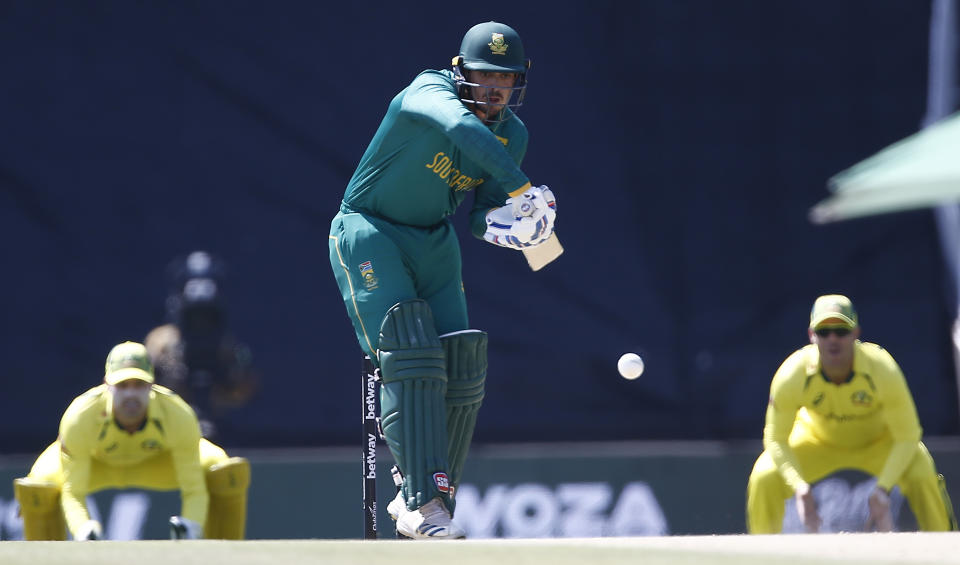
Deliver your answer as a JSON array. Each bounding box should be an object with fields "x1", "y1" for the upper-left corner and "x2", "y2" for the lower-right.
[
  {"x1": 13, "y1": 341, "x2": 250, "y2": 540},
  {"x1": 746, "y1": 294, "x2": 956, "y2": 533}
]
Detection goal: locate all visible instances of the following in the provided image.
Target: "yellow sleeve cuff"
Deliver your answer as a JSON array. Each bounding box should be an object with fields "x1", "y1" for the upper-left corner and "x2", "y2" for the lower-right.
[{"x1": 507, "y1": 182, "x2": 532, "y2": 198}]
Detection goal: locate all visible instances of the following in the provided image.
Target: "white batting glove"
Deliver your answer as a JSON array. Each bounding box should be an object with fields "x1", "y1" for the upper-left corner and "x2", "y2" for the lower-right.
[
  {"x1": 484, "y1": 206, "x2": 546, "y2": 249},
  {"x1": 75, "y1": 519, "x2": 103, "y2": 541},
  {"x1": 169, "y1": 516, "x2": 203, "y2": 540},
  {"x1": 526, "y1": 185, "x2": 556, "y2": 245},
  {"x1": 508, "y1": 185, "x2": 555, "y2": 218},
  {"x1": 484, "y1": 185, "x2": 556, "y2": 249}
]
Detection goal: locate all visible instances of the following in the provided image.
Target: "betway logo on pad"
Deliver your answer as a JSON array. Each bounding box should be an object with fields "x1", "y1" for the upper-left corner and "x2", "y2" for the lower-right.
[{"x1": 454, "y1": 482, "x2": 668, "y2": 537}]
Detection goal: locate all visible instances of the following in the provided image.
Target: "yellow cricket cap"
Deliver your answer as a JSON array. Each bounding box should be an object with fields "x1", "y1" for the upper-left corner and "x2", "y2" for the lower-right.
[
  {"x1": 809, "y1": 294, "x2": 858, "y2": 330},
  {"x1": 104, "y1": 341, "x2": 155, "y2": 385}
]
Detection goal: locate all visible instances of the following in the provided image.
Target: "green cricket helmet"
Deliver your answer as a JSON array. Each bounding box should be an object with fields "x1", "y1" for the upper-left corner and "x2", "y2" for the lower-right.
[{"x1": 452, "y1": 21, "x2": 530, "y2": 122}]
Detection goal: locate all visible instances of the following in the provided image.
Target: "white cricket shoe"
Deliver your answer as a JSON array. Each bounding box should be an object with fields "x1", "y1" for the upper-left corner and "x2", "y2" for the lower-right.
[
  {"x1": 395, "y1": 497, "x2": 466, "y2": 539},
  {"x1": 389, "y1": 486, "x2": 458, "y2": 520},
  {"x1": 387, "y1": 490, "x2": 407, "y2": 521}
]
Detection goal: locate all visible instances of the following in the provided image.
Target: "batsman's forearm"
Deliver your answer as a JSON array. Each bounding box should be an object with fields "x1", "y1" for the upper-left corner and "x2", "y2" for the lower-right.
[{"x1": 402, "y1": 72, "x2": 529, "y2": 192}]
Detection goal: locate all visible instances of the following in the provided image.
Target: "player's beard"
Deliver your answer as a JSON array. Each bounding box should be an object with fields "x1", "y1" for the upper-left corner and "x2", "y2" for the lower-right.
[
  {"x1": 473, "y1": 103, "x2": 506, "y2": 124},
  {"x1": 470, "y1": 87, "x2": 507, "y2": 122}
]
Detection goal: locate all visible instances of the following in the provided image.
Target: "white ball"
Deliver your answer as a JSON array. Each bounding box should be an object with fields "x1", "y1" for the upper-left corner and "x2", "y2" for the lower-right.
[{"x1": 618, "y1": 353, "x2": 645, "y2": 380}]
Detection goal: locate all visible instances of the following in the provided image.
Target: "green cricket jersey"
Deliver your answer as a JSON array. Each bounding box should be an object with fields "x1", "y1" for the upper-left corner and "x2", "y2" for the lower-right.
[{"x1": 340, "y1": 69, "x2": 531, "y2": 238}]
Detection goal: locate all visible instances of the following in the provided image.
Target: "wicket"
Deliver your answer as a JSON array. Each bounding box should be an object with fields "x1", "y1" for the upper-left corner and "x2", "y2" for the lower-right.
[{"x1": 361, "y1": 355, "x2": 379, "y2": 539}]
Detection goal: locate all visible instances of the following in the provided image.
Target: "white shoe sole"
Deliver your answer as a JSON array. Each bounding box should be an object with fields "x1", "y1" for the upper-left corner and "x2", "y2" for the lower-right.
[
  {"x1": 394, "y1": 497, "x2": 466, "y2": 539},
  {"x1": 395, "y1": 524, "x2": 466, "y2": 539}
]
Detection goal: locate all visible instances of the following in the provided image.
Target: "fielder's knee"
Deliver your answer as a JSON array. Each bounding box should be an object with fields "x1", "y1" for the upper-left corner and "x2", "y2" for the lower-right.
[
  {"x1": 14, "y1": 478, "x2": 67, "y2": 541},
  {"x1": 199, "y1": 437, "x2": 230, "y2": 468},
  {"x1": 745, "y1": 453, "x2": 791, "y2": 534},
  {"x1": 205, "y1": 457, "x2": 250, "y2": 539}
]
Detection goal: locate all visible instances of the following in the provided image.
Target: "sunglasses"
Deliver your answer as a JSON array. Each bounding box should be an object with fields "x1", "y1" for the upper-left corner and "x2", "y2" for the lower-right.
[{"x1": 815, "y1": 327, "x2": 851, "y2": 338}]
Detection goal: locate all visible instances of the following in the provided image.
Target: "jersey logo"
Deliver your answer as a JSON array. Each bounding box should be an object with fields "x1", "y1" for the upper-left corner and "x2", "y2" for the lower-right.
[
  {"x1": 850, "y1": 390, "x2": 873, "y2": 407},
  {"x1": 425, "y1": 151, "x2": 485, "y2": 192},
  {"x1": 359, "y1": 261, "x2": 379, "y2": 291},
  {"x1": 141, "y1": 439, "x2": 162, "y2": 451},
  {"x1": 489, "y1": 33, "x2": 508, "y2": 56},
  {"x1": 495, "y1": 135, "x2": 508, "y2": 146}
]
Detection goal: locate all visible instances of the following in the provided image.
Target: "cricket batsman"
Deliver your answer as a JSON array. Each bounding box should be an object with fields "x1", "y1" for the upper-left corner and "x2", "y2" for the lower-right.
[
  {"x1": 13, "y1": 341, "x2": 250, "y2": 540},
  {"x1": 747, "y1": 295, "x2": 957, "y2": 533},
  {"x1": 328, "y1": 21, "x2": 556, "y2": 539}
]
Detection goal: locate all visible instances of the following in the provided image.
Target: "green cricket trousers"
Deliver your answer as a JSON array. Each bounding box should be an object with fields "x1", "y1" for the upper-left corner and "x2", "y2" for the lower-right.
[{"x1": 329, "y1": 210, "x2": 468, "y2": 362}]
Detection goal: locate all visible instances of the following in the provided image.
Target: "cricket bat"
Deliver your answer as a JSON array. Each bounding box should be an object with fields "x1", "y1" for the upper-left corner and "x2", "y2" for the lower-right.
[{"x1": 522, "y1": 233, "x2": 563, "y2": 271}]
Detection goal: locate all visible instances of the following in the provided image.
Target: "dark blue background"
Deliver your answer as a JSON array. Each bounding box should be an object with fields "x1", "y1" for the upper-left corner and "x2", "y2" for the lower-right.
[{"x1": 1, "y1": 1, "x2": 956, "y2": 453}]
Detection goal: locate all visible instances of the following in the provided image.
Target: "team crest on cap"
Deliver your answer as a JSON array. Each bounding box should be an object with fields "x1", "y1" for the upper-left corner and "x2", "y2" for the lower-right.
[
  {"x1": 113, "y1": 356, "x2": 143, "y2": 370},
  {"x1": 821, "y1": 300, "x2": 844, "y2": 314},
  {"x1": 359, "y1": 261, "x2": 379, "y2": 291},
  {"x1": 488, "y1": 33, "x2": 508, "y2": 55}
]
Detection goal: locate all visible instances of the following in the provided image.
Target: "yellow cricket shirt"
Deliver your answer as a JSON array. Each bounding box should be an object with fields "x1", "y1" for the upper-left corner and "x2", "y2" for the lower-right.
[
  {"x1": 763, "y1": 341, "x2": 922, "y2": 491},
  {"x1": 58, "y1": 384, "x2": 208, "y2": 533}
]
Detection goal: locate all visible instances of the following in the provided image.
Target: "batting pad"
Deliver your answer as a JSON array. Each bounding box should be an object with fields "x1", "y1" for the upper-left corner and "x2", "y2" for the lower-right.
[
  {"x1": 441, "y1": 330, "x2": 487, "y2": 492},
  {"x1": 14, "y1": 478, "x2": 67, "y2": 540},
  {"x1": 378, "y1": 300, "x2": 451, "y2": 511},
  {"x1": 205, "y1": 457, "x2": 250, "y2": 539}
]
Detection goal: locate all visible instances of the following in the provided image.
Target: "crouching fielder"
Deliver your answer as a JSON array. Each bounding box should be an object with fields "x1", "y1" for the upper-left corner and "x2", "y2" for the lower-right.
[
  {"x1": 14, "y1": 341, "x2": 250, "y2": 540},
  {"x1": 747, "y1": 295, "x2": 957, "y2": 533},
  {"x1": 328, "y1": 21, "x2": 553, "y2": 539}
]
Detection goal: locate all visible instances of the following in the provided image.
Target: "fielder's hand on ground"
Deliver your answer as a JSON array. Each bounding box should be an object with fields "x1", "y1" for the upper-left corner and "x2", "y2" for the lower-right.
[
  {"x1": 484, "y1": 185, "x2": 557, "y2": 249},
  {"x1": 169, "y1": 516, "x2": 203, "y2": 540},
  {"x1": 76, "y1": 519, "x2": 102, "y2": 541},
  {"x1": 794, "y1": 483, "x2": 821, "y2": 533},
  {"x1": 864, "y1": 486, "x2": 894, "y2": 532}
]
